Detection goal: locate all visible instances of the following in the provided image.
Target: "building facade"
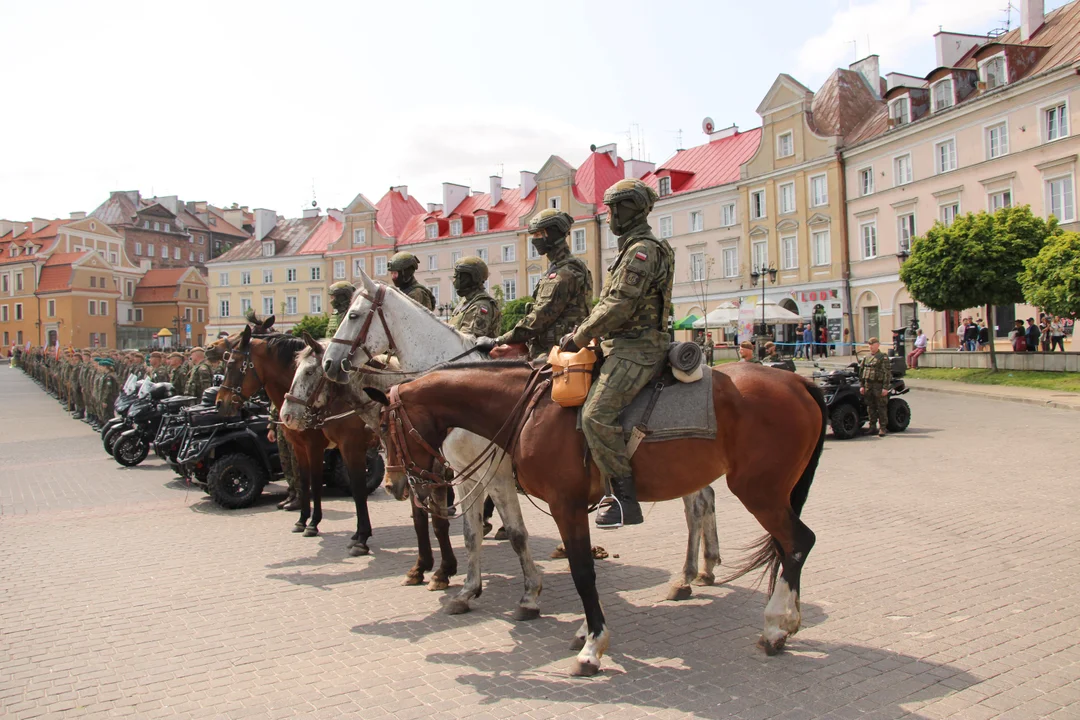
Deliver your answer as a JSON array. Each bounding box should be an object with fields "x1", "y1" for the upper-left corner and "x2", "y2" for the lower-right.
[{"x1": 129, "y1": 268, "x2": 210, "y2": 348}]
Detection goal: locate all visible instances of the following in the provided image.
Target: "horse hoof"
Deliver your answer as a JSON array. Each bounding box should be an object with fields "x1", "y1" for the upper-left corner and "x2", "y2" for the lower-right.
[
  {"x1": 349, "y1": 543, "x2": 370, "y2": 557},
  {"x1": 302, "y1": 527, "x2": 319, "y2": 537},
  {"x1": 291, "y1": 523, "x2": 305, "y2": 533},
  {"x1": 482, "y1": 522, "x2": 493, "y2": 537},
  {"x1": 346, "y1": 538, "x2": 357, "y2": 549},
  {"x1": 402, "y1": 573, "x2": 424, "y2": 586},
  {"x1": 445, "y1": 600, "x2": 471, "y2": 615},
  {"x1": 513, "y1": 606, "x2": 541, "y2": 622},
  {"x1": 570, "y1": 659, "x2": 601, "y2": 677},
  {"x1": 493, "y1": 527, "x2": 508, "y2": 541},
  {"x1": 569, "y1": 636, "x2": 586, "y2": 652},
  {"x1": 692, "y1": 573, "x2": 715, "y2": 587},
  {"x1": 550, "y1": 545, "x2": 567, "y2": 560},
  {"x1": 428, "y1": 579, "x2": 450, "y2": 591},
  {"x1": 758, "y1": 634, "x2": 788, "y2": 656},
  {"x1": 666, "y1": 584, "x2": 693, "y2": 601}
]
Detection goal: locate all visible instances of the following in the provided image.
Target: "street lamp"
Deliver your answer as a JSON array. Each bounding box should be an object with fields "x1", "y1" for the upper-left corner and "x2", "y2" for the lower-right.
[
  {"x1": 748, "y1": 263, "x2": 778, "y2": 339},
  {"x1": 438, "y1": 303, "x2": 455, "y2": 322}
]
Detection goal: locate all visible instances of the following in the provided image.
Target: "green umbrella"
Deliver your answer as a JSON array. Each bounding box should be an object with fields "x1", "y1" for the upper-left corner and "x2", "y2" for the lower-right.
[{"x1": 673, "y1": 314, "x2": 700, "y2": 330}]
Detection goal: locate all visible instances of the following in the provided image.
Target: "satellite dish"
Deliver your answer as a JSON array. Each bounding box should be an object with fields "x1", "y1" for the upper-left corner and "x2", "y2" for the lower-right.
[{"x1": 702, "y1": 117, "x2": 715, "y2": 135}]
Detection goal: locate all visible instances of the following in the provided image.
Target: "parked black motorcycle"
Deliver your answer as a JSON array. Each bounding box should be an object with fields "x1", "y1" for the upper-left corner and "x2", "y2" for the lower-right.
[
  {"x1": 814, "y1": 355, "x2": 911, "y2": 439},
  {"x1": 113, "y1": 383, "x2": 198, "y2": 467}
]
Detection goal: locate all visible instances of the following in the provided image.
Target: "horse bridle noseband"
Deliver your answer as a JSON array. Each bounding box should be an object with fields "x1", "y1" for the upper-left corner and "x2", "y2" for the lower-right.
[
  {"x1": 329, "y1": 283, "x2": 397, "y2": 367},
  {"x1": 220, "y1": 341, "x2": 260, "y2": 399}
]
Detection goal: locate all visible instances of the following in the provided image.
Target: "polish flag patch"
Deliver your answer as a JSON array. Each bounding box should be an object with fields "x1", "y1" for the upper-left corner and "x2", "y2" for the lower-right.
[
  {"x1": 480, "y1": 307, "x2": 489, "y2": 314},
  {"x1": 635, "y1": 251, "x2": 648, "y2": 261},
  {"x1": 548, "y1": 272, "x2": 557, "y2": 279}
]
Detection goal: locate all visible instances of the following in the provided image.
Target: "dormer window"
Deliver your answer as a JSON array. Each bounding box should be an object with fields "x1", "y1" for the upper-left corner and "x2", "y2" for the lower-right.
[
  {"x1": 776, "y1": 131, "x2": 794, "y2": 158},
  {"x1": 982, "y1": 56, "x2": 1006, "y2": 90},
  {"x1": 889, "y1": 97, "x2": 910, "y2": 126},
  {"x1": 450, "y1": 219, "x2": 462, "y2": 236},
  {"x1": 475, "y1": 215, "x2": 488, "y2": 233},
  {"x1": 9, "y1": 246, "x2": 17, "y2": 257},
  {"x1": 353, "y1": 228, "x2": 366, "y2": 246},
  {"x1": 262, "y1": 241, "x2": 275, "y2": 257},
  {"x1": 425, "y1": 223, "x2": 438, "y2": 240},
  {"x1": 932, "y1": 78, "x2": 954, "y2": 112},
  {"x1": 658, "y1": 177, "x2": 672, "y2": 197}
]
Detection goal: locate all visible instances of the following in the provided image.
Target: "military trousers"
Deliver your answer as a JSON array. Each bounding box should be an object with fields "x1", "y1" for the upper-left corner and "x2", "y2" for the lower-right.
[
  {"x1": 276, "y1": 430, "x2": 300, "y2": 495},
  {"x1": 581, "y1": 354, "x2": 662, "y2": 481},
  {"x1": 864, "y1": 382, "x2": 887, "y2": 430}
]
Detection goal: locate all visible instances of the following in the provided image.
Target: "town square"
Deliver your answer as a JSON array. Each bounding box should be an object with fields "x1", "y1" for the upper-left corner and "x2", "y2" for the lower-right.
[{"x1": 3, "y1": 0, "x2": 1080, "y2": 718}]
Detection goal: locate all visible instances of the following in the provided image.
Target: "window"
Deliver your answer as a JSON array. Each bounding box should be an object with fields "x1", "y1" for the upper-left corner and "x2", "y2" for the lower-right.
[
  {"x1": 333, "y1": 260, "x2": 345, "y2": 280},
  {"x1": 219, "y1": 272, "x2": 229, "y2": 287},
  {"x1": 88, "y1": 300, "x2": 97, "y2": 315},
  {"x1": 894, "y1": 154, "x2": 913, "y2": 185},
  {"x1": 173, "y1": 247, "x2": 180, "y2": 260},
  {"x1": 263, "y1": 269, "x2": 273, "y2": 283},
  {"x1": 690, "y1": 252, "x2": 705, "y2": 281},
  {"x1": 890, "y1": 97, "x2": 910, "y2": 126},
  {"x1": 932, "y1": 79, "x2": 954, "y2": 112},
  {"x1": 476, "y1": 248, "x2": 488, "y2": 262},
  {"x1": 153, "y1": 222, "x2": 160, "y2": 231},
  {"x1": 263, "y1": 296, "x2": 275, "y2": 315},
  {"x1": 606, "y1": 229, "x2": 617, "y2": 249},
  {"x1": 135, "y1": 308, "x2": 143, "y2": 322},
  {"x1": 987, "y1": 123, "x2": 1008, "y2": 159},
  {"x1": 197, "y1": 235, "x2": 204, "y2": 245},
  {"x1": 16, "y1": 273, "x2": 23, "y2": 292},
  {"x1": 353, "y1": 258, "x2": 366, "y2": 277},
  {"x1": 721, "y1": 203, "x2": 736, "y2": 227},
  {"x1": 858, "y1": 167, "x2": 875, "y2": 197},
  {"x1": 549, "y1": 197, "x2": 561, "y2": 210},
  {"x1": 779, "y1": 182, "x2": 795, "y2": 214},
  {"x1": 0, "y1": 306, "x2": 6, "y2": 322},
  {"x1": 1, "y1": 275, "x2": 6, "y2": 294},
  {"x1": 100, "y1": 300, "x2": 109, "y2": 316},
  {"x1": 375, "y1": 256, "x2": 388, "y2": 276},
  {"x1": 262, "y1": 242, "x2": 274, "y2": 257},
  {"x1": 1047, "y1": 175, "x2": 1075, "y2": 222},
  {"x1": 572, "y1": 228, "x2": 586, "y2": 254},
  {"x1": 752, "y1": 240, "x2": 768, "y2": 269},
  {"x1": 751, "y1": 190, "x2": 766, "y2": 219},
  {"x1": 126, "y1": 280, "x2": 133, "y2": 296},
  {"x1": 310, "y1": 266, "x2": 321, "y2": 281},
  {"x1": 143, "y1": 220, "x2": 150, "y2": 229},
  {"x1": 449, "y1": 219, "x2": 462, "y2": 236},
  {"x1": 983, "y1": 56, "x2": 1006, "y2": 90},
  {"x1": 529, "y1": 273, "x2": 541, "y2": 293},
  {"x1": 528, "y1": 242, "x2": 540, "y2": 259},
  {"x1": 134, "y1": 242, "x2": 142, "y2": 256},
  {"x1": 147, "y1": 244, "x2": 155, "y2": 257},
  {"x1": 860, "y1": 223, "x2": 878, "y2": 259},
  {"x1": 941, "y1": 203, "x2": 960, "y2": 226},
  {"x1": 475, "y1": 215, "x2": 488, "y2": 233},
  {"x1": 197, "y1": 308, "x2": 204, "y2": 323},
  {"x1": 658, "y1": 216, "x2": 673, "y2": 239},
  {"x1": 812, "y1": 230, "x2": 830, "y2": 266},
  {"x1": 286, "y1": 268, "x2": 297, "y2": 283},
  {"x1": 164, "y1": 223, "x2": 170, "y2": 233},
  {"x1": 1, "y1": 331, "x2": 6, "y2": 345},
  {"x1": 184, "y1": 307, "x2": 192, "y2": 322},
  {"x1": 781, "y1": 235, "x2": 798, "y2": 270},
  {"x1": 240, "y1": 298, "x2": 251, "y2": 315},
  {"x1": 935, "y1": 139, "x2": 957, "y2": 173},
  {"x1": 689, "y1": 211, "x2": 703, "y2": 232},
  {"x1": 498, "y1": 278, "x2": 516, "y2": 301},
  {"x1": 239, "y1": 271, "x2": 250, "y2": 285},
  {"x1": 1045, "y1": 103, "x2": 1069, "y2": 141},
  {"x1": 309, "y1": 294, "x2": 322, "y2": 314},
  {"x1": 219, "y1": 299, "x2": 231, "y2": 317},
  {"x1": 46, "y1": 299, "x2": 55, "y2": 317},
  {"x1": 501, "y1": 245, "x2": 515, "y2": 263},
  {"x1": 722, "y1": 246, "x2": 738, "y2": 278},
  {"x1": 15, "y1": 330, "x2": 21, "y2": 345},
  {"x1": 195, "y1": 289, "x2": 199, "y2": 299},
  {"x1": 425, "y1": 223, "x2": 438, "y2": 240},
  {"x1": 897, "y1": 214, "x2": 916, "y2": 254},
  {"x1": 90, "y1": 276, "x2": 97, "y2": 288},
  {"x1": 353, "y1": 228, "x2": 367, "y2": 246},
  {"x1": 198, "y1": 252, "x2": 205, "y2": 263},
  {"x1": 989, "y1": 189, "x2": 1012, "y2": 211},
  {"x1": 428, "y1": 284, "x2": 440, "y2": 305},
  {"x1": 188, "y1": 251, "x2": 194, "y2": 262},
  {"x1": 777, "y1": 131, "x2": 794, "y2": 158},
  {"x1": 451, "y1": 251, "x2": 462, "y2": 266},
  {"x1": 658, "y1": 177, "x2": 671, "y2": 197},
  {"x1": 810, "y1": 175, "x2": 828, "y2": 207}
]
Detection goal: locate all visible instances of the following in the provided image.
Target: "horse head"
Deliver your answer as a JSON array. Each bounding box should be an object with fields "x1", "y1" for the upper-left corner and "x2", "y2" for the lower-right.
[
  {"x1": 280, "y1": 333, "x2": 330, "y2": 431},
  {"x1": 215, "y1": 325, "x2": 262, "y2": 417}
]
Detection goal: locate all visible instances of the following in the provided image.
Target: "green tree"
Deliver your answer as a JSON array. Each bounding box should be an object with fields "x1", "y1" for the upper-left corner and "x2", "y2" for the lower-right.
[
  {"x1": 899, "y1": 205, "x2": 1051, "y2": 370},
  {"x1": 500, "y1": 298, "x2": 530, "y2": 334},
  {"x1": 1020, "y1": 230, "x2": 1080, "y2": 319},
  {"x1": 289, "y1": 313, "x2": 329, "y2": 340}
]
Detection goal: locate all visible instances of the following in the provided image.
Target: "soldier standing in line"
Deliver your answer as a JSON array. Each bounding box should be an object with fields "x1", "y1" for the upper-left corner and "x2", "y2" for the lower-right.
[
  {"x1": 858, "y1": 337, "x2": 892, "y2": 437},
  {"x1": 492, "y1": 210, "x2": 592, "y2": 360},
  {"x1": 148, "y1": 352, "x2": 170, "y2": 382},
  {"x1": 98, "y1": 359, "x2": 120, "y2": 422},
  {"x1": 325, "y1": 282, "x2": 355, "y2": 336},
  {"x1": 184, "y1": 347, "x2": 214, "y2": 399},
  {"x1": 166, "y1": 352, "x2": 188, "y2": 391},
  {"x1": 388, "y1": 252, "x2": 436, "y2": 310},
  {"x1": 559, "y1": 179, "x2": 672, "y2": 529},
  {"x1": 268, "y1": 403, "x2": 301, "y2": 510},
  {"x1": 449, "y1": 256, "x2": 500, "y2": 338}
]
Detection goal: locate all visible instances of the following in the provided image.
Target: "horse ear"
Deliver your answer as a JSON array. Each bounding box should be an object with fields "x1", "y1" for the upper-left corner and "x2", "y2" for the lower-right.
[
  {"x1": 302, "y1": 331, "x2": 322, "y2": 354},
  {"x1": 358, "y1": 267, "x2": 376, "y2": 293},
  {"x1": 264, "y1": 314, "x2": 276, "y2": 330},
  {"x1": 241, "y1": 324, "x2": 252, "y2": 345},
  {"x1": 363, "y1": 387, "x2": 390, "y2": 406}
]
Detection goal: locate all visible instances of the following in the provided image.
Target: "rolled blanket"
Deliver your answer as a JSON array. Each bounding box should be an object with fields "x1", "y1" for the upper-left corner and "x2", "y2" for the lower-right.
[{"x1": 668, "y1": 341, "x2": 703, "y2": 373}]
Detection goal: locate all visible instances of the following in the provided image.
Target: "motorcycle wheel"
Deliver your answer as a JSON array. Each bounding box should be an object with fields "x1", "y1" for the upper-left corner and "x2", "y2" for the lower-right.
[
  {"x1": 114, "y1": 435, "x2": 150, "y2": 467},
  {"x1": 207, "y1": 454, "x2": 266, "y2": 509},
  {"x1": 103, "y1": 425, "x2": 124, "y2": 456},
  {"x1": 829, "y1": 403, "x2": 861, "y2": 440},
  {"x1": 887, "y1": 398, "x2": 911, "y2": 432}
]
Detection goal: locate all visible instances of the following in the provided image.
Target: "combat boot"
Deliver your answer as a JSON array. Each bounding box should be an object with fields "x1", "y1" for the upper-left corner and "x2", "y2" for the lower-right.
[{"x1": 595, "y1": 475, "x2": 643, "y2": 529}]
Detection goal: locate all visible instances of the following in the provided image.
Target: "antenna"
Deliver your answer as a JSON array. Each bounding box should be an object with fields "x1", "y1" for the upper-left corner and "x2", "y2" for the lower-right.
[{"x1": 311, "y1": 178, "x2": 318, "y2": 208}]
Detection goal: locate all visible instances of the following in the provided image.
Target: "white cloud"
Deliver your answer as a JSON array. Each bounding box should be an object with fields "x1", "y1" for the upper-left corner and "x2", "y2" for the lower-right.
[{"x1": 797, "y1": 0, "x2": 1002, "y2": 78}]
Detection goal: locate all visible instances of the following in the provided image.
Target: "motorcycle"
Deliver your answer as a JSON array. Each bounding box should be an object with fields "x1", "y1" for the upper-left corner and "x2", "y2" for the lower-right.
[{"x1": 113, "y1": 383, "x2": 197, "y2": 467}]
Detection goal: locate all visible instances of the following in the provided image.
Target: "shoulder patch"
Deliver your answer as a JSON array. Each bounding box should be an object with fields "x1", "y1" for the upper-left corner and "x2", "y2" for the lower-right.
[
  {"x1": 479, "y1": 307, "x2": 489, "y2": 314},
  {"x1": 635, "y1": 251, "x2": 648, "y2": 261},
  {"x1": 548, "y1": 272, "x2": 557, "y2": 279}
]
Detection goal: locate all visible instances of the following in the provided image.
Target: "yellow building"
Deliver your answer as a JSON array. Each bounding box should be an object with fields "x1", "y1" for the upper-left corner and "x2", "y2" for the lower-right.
[{"x1": 131, "y1": 268, "x2": 210, "y2": 347}]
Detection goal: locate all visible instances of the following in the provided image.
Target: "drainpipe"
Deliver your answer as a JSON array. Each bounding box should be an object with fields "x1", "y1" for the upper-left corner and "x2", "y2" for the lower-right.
[
  {"x1": 594, "y1": 212, "x2": 603, "y2": 296},
  {"x1": 836, "y1": 150, "x2": 855, "y2": 351}
]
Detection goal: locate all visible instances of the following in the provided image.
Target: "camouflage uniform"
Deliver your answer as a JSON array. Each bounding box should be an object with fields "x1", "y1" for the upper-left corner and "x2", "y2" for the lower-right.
[
  {"x1": 326, "y1": 281, "x2": 355, "y2": 336},
  {"x1": 449, "y1": 256, "x2": 500, "y2": 337},
  {"x1": 185, "y1": 359, "x2": 214, "y2": 399},
  {"x1": 859, "y1": 343, "x2": 893, "y2": 435},
  {"x1": 168, "y1": 355, "x2": 189, "y2": 393},
  {"x1": 497, "y1": 209, "x2": 592, "y2": 359},
  {"x1": 388, "y1": 252, "x2": 436, "y2": 311},
  {"x1": 99, "y1": 365, "x2": 119, "y2": 421},
  {"x1": 269, "y1": 403, "x2": 300, "y2": 502},
  {"x1": 572, "y1": 179, "x2": 671, "y2": 527}
]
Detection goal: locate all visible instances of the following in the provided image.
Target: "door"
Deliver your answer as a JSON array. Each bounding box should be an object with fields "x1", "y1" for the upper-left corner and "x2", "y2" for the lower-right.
[
  {"x1": 898, "y1": 303, "x2": 917, "y2": 336},
  {"x1": 863, "y1": 307, "x2": 880, "y2": 342},
  {"x1": 46, "y1": 330, "x2": 58, "y2": 347}
]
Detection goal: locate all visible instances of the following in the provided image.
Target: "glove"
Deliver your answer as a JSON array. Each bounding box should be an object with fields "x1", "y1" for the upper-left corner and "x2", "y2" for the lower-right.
[
  {"x1": 473, "y1": 337, "x2": 497, "y2": 352},
  {"x1": 559, "y1": 333, "x2": 580, "y2": 353},
  {"x1": 494, "y1": 333, "x2": 511, "y2": 346}
]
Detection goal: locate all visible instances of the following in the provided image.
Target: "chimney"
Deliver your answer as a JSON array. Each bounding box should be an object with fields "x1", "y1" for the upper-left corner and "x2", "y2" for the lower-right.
[
  {"x1": 327, "y1": 208, "x2": 344, "y2": 222},
  {"x1": 254, "y1": 209, "x2": 277, "y2": 241},
  {"x1": 520, "y1": 171, "x2": 537, "y2": 198},
  {"x1": 624, "y1": 159, "x2": 656, "y2": 180},
  {"x1": 155, "y1": 195, "x2": 179, "y2": 215},
  {"x1": 849, "y1": 55, "x2": 881, "y2": 99},
  {"x1": 489, "y1": 176, "x2": 502, "y2": 206},
  {"x1": 69, "y1": 211, "x2": 87, "y2": 220},
  {"x1": 934, "y1": 32, "x2": 982, "y2": 68},
  {"x1": 426, "y1": 203, "x2": 444, "y2": 214},
  {"x1": 303, "y1": 207, "x2": 321, "y2": 219},
  {"x1": 0, "y1": 220, "x2": 13, "y2": 237},
  {"x1": 31, "y1": 217, "x2": 50, "y2": 233},
  {"x1": 708, "y1": 124, "x2": 740, "y2": 141},
  {"x1": 391, "y1": 185, "x2": 409, "y2": 200},
  {"x1": 594, "y1": 142, "x2": 619, "y2": 166},
  {"x1": 1022, "y1": 0, "x2": 1045, "y2": 41},
  {"x1": 442, "y1": 183, "x2": 470, "y2": 215}
]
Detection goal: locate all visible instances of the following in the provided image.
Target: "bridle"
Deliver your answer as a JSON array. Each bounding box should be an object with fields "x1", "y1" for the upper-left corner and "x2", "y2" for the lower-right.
[
  {"x1": 219, "y1": 340, "x2": 260, "y2": 399},
  {"x1": 329, "y1": 283, "x2": 397, "y2": 369}
]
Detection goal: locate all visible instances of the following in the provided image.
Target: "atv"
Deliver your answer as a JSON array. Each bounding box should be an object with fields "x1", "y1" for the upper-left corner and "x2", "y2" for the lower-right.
[{"x1": 813, "y1": 355, "x2": 911, "y2": 440}]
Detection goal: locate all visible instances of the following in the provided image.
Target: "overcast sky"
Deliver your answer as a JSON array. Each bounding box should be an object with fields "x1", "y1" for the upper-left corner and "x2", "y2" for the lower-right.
[{"x1": 2, "y1": 0, "x2": 1071, "y2": 220}]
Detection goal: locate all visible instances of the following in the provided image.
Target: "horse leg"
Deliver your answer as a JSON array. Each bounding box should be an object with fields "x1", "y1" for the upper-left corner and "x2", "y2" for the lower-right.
[
  {"x1": 404, "y1": 502, "x2": 433, "y2": 586},
  {"x1": 429, "y1": 486, "x2": 457, "y2": 591},
  {"x1": 695, "y1": 485, "x2": 721, "y2": 586},
  {"x1": 668, "y1": 491, "x2": 705, "y2": 601},
  {"x1": 551, "y1": 500, "x2": 608, "y2": 677},
  {"x1": 304, "y1": 452, "x2": 323, "y2": 537},
  {"x1": 343, "y1": 445, "x2": 372, "y2": 556},
  {"x1": 446, "y1": 477, "x2": 484, "y2": 614},
  {"x1": 490, "y1": 475, "x2": 542, "y2": 621}
]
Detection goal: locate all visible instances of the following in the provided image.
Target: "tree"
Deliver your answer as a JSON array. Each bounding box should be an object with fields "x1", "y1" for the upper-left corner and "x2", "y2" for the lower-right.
[
  {"x1": 500, "y1": 298, "x2": 530, "y2": 334},
  {"x1": 899, "y1": 205, "x2": 1051, "y2": 370},
  {"x1": 1020, "y1": 230, "x2": 1080, "y2": 319},
  {"x1": 290, "y1": 313, "x2": 329, "y2": 340}
]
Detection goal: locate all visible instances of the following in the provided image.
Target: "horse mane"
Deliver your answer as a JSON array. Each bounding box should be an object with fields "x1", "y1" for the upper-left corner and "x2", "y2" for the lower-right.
[{"x1": 261, "y1": 334, "x2": 307, "y2": 365}]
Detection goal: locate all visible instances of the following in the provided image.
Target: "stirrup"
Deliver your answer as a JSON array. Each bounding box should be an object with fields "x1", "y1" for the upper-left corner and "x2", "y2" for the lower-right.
[{"x1": 594, "y1": 494, "x2": 623, "y2": 529}]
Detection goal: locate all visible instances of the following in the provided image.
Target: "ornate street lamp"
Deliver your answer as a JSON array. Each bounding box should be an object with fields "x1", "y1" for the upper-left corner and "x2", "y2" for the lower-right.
[{"x1": 748, "y1": 263, "x2": 778, "y2": 338}]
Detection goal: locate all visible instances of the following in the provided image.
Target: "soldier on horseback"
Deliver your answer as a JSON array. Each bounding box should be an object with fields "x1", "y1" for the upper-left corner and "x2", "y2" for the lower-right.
[
  {"x1": 559, "y1": 179, "x2": 673, "y2": 529},
  {"x1": 389, "y1": 252, "x2": 436, "y2": 311},
  {"x1": 449, "y1": 256, "x2": 500, "y2": 337},
  {"x1": 326, "y1": 281, "x2": 355, "y2": 336}
]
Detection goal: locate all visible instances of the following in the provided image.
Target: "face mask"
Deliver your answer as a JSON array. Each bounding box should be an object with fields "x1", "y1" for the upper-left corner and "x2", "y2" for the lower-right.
[{"x1": 531, "y1": 238, "x2": 548, "y2": 257}]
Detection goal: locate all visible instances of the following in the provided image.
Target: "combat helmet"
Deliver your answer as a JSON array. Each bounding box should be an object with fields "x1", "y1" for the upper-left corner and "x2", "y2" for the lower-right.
[
  {"x1": 453, "y1": 255, "x2": 489, "y2": 289},
  {"x1": 388, "y1": 251, "x2": 419, "y2": 288},
  {"x1": 527, "y1": 209, "x2": 573, "y2": 257},
  {"x1": 604, "y1": 178, "x2": 659, "y2": 235},
  {"x1": 328, "y1": 281, "x2": 354, "y2": 299}
]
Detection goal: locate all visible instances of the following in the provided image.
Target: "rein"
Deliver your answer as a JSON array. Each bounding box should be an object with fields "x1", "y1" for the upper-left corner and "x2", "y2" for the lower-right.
[{"x1": 220, "y1": 346, "x2": 261, "y2": 398}]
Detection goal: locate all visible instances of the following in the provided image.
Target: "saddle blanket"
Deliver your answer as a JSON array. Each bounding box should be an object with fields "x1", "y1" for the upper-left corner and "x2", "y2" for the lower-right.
[{"x1": 577, "y1": 370, "x2": 716, "y2": 444}]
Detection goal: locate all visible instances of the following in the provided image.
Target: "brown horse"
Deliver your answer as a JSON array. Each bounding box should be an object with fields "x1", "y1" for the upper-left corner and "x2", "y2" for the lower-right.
[{"x1": 363, "y1": 360, "x2": 826, "y2": 676}]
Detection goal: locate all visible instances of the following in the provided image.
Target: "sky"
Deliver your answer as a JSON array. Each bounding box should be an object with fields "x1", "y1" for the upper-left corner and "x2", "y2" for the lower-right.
[{"x1": 1, "y1": 0, "x2": 1072, "y2": 221}]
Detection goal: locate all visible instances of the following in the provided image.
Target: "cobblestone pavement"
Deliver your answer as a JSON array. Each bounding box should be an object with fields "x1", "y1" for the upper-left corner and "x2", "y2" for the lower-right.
[{"x1": 2, "y1": 366, "x2": 1079, "y2": 719}]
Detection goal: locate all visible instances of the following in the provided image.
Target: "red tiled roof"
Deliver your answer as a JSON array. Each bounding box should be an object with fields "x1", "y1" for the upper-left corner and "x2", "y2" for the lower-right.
[
  {"x1": 573, "y1": 150, "x2": 627, "y2": 212},
  {"x1": 91, "y1": 191, "x2": 142, "y2": 227},
  {"x1": 137, "y1": 268, "x2": 189, "y2": 287},
  {"x1": 954, "y1": 1, "x2": 1080, "y2": 76},
  {"x1": 396, "y1": 186, "x2": 535, "y2": 246},
  {"x1": 132, "y1": 268, "x2": 204, "y2": 303},
  {"x1": 44, "y1": 251, "x2": 91, "y2": 267},
  {"x1": 210, "y1": 215, "x2": 325, "y2": 262},
  {"x1": 375, "y1": 189, "x2": 425, "y2": 238},
  {"x1": 205, "y1": 206, "x2": 251, "y2": 238},
  {"x1": 36, "y1": 251, "x2": 93, "y2": 294},
  {"x1": 298, "y1": 216, "x2": 343, "y2": 255},
  {"x1": 811, "y1": 69, "x2": 884, "y2": 142},
  {"x1": 641, "y1": 128, "x2": 762, "y2": 196}
]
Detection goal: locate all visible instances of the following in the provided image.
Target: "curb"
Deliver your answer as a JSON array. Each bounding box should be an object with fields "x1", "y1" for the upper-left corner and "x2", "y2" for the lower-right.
[{"x1": 907, "y1": 383, "x2": 1080, "y2": 412}]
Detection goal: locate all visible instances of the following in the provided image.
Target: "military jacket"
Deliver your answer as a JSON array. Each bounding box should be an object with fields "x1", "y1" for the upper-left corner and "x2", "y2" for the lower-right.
[
  {"x1": 169, "y1": 364, "x2": 190, "y2": 392},
  {"x1": 100, "y1": 374, "x2": 119, "y2": 411},
  {"x1": 573, "y1": 226, "x2": 674, "y2": 363},
  {"x1": 450, "y1": 290, "x2": 500, "y2": 337},
  {"x1": 185, "y1": 361, "x2": 214, "y2": 399},
  {"x1": 326, "y1": 310, "x2": 345, "y2": 337},
  {"x1": 150, "y1": 365, "x2": 170, "y2": 383},
  {"x1": 399, "y1": 280, "x2": 436, "y2": 311},
  {"x1": 859, "y1": 351, "x2": 893, "y2": 386},
  {"x1": 500, "y1": 255, "x2": 592, "y2": 358}
]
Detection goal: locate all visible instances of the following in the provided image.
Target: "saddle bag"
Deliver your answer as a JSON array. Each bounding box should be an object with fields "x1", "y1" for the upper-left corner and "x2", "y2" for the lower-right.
[{"x1": 547, "y1": 345, "x2": 597, "y2": 408}]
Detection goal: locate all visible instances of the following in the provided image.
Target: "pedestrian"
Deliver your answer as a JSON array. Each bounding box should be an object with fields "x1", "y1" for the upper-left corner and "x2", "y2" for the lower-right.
[
  {"x1": 964, "y1": 319, "x2": 979, "y2": 352},
  {"x1": 818, "y1": 326, "x2": 828, "y2": 358},
  {"x1": 704, "y1": 332, "x2": 714, "y2": 366},
  {"x1": 184, "y1": 347, "x2": 214, "y2": 399},
  {"x1": 1049, "y1": 316, "x2": 1065, "y2": 352},
  {"x1": 802, "y1": 324, "x2": 814, "y2": 360},
  {"x1": 907, "y1": 328, "x2": 928, "y2": 369},
  {"x1": 858, "y1": 337, "x2": 892, "y2": 437},
  {"x1": 1025, "y1": 318, "x2": 1040, "y2": 353},
  {"x1": 1010, "y1": 320, "x2": 1027, "y2": 351},
  {"x1": 977, "y1": 320, "x2": 990, "y2": 351},
  {"x1": 738, "y1": 340, "x2": 759, "y2": 363},
  {"x1": 794, "y1": 324, "x2": 804, "y2": 359}
]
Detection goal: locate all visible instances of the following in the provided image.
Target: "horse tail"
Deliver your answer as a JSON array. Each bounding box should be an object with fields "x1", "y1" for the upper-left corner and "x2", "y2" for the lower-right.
[{"x1": 719, "y1": 378, "x2": 827, "y2": 592}]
